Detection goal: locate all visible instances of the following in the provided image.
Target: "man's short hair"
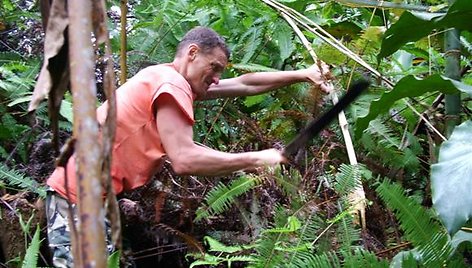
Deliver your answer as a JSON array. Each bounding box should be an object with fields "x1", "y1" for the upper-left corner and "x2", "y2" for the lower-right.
[{"x1": 176, "y1": 26, "x2": 230, "y2": 60}]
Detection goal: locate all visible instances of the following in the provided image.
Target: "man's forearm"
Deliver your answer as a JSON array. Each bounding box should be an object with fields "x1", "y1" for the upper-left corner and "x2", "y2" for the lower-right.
[
  {"x1": 204, "y1": 69, "x2": 310, "y2": 99},
  {"x1": 170, "y1": 144, "x2": 282, "y2": 176}
]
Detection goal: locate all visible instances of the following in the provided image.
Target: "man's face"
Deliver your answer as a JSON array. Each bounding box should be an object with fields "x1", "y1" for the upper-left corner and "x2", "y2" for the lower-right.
[{"x1": 187, "y1": 46, "x2": 227, "y2": 98}]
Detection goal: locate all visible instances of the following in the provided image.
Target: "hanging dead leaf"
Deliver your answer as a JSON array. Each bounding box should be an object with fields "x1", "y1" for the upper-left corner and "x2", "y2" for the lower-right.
[{"x1": 29, "y1": 0, "x2": 69, "y2": 113}]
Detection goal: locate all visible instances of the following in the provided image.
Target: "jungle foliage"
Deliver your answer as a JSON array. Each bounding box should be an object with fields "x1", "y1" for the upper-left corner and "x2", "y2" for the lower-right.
[{"x1": 1, "y1": 0, "x2": 472, "y2": 267}]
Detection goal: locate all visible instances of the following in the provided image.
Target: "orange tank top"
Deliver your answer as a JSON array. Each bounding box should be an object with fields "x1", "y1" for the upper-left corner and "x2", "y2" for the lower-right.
[{"x1": 47, "y1": 63, "x2": 195, "y2": 202}]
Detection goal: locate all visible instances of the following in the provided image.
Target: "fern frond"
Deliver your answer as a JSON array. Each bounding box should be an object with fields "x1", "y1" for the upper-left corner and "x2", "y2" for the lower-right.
[
  {"x1": 0, "y1": 163, "x2": 46, "y2": 197},
  {"x1": 460, "y1": 36, "x2": 472, "y2": 56},
  {"x1": 107, "y1": 250, "x2": 121, "y2": 268},
  {"x1": 334, "y1": 164, "x2": 363, "y2": 197},
  {"x1": 336, "y1": 211, "x2": 361, "y2": 252},
  {"x1": 188, "y1": 236, "x2": 255, "y2": 268},
  {"x1": 250, "y1": 213, "x2": 300, "y2": 267},
  {"x1": 252, "y1": 213, "x2": 335, "y2": 268},
  {"x1": 366, "y1": 119, "x2": 401, "y2": 149},
  {"x1": 391, "y1": 250, "x2": 421, "y2": 267},
  {"x1": 342, "y1": 249, "x2": 389, "y2": 267},
  {"x1": 273, "y1": 204, "x2": 292, "y2": 227},
  {"x1": 296, "y1": 214, "x2": 324, "y2": 244},
  {"x1": 0, "y1": 52, "x2": 22, "y2": 64},
  {"x1": 420, "y1": 232, "x2": 453, "y2": 266},
  {"x1": 377, "y1": 179, "x2": 455, "y2": 266},
  {"x1": 288, "y1": 251, "x2": 340, "y2": 268},
  {"x1": 248, "y1": 233, "x2": 284, "y2": 268},
  {"x1": 187, "y1": 253, "x2": 223, "y2": 268},
  {"x1": 203, "y1": 236, "x2": 252, "y2": 254},
  {"x1": 156, "y1": 223, "x2": 204, "y2": 254},
  {"x1": 362, "y1": 126, "x2": 420, "y2": 171},
  {"x1": 264, "y1": 216, "x2": 301, "y2": 234},
  {"x1": 376, "y1": 179, "x2": 442, "y2": 245},
  {"x1": 273, "y1": 167, "x2": 301, "y2": 198},
  {"x1": 239, "y1": 26, "x2": 263, "y2": 64},
  {"x1": 21, "y1": 226, "x2": 41, "y2": 268},
  {"x1": 226, "y1": 255, "x2": 256, "y2": 264},
  {"x1": 194, "y1": 174, "x2": 263, "y2": 222},
  {"x1": 232, "y1": 63, "x2": 278, "y2": 73}
]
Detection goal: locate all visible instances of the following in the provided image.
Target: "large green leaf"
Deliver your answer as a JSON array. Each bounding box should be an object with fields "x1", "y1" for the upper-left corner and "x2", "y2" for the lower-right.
[
  {"x1": 450, "y1": 230, "x2": 472, "y2": 250},
  {"x1": 378, "y1": 12, "x2": 439, "y2": 59},
  {"x1": 355, "y1": 74, "x2": 472, "y2": 139},
  {"x1": 437, "y1": 0, "x2": 472, "y2": 32},
  {"x1": 378, "y1": 0, "x2": 472, "y2": 59},
  {"x1": 431, "y1": 121, "x2": 472, "y2": 235}
]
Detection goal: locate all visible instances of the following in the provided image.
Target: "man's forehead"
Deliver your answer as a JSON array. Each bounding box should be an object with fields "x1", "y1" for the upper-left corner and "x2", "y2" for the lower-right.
[
  {"x1": 206, "y1": 47, "x2": 228, "y2": 66},
  {"x1": 208, "y1": 46, "x2": 228, "y2": 58}
]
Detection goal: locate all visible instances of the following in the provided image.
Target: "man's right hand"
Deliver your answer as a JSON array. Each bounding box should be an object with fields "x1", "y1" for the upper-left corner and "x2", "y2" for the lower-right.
[
  {"x1": 253, "y1": 148, "x2": 287, "y2": 167},
  {"x1": 305, "y1": 63, "x2": 333, "y2": 93}
]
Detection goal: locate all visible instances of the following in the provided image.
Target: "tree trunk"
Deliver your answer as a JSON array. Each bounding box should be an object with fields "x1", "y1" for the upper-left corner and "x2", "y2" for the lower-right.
[{"x1": 68, "y1": 0, "x2": 107, "y2": 267}]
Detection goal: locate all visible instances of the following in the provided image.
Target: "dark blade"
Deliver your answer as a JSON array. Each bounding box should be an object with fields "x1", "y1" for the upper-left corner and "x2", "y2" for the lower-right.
[{"x1": 282, "y1": 79, "x2": 370, "y2": 160}]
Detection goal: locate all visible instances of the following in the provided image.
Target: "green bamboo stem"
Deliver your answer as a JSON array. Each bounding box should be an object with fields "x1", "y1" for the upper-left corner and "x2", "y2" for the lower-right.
[
  {"x1": 334, "y1": 0, "x2": 446, "y2": 13},
  {"x1": 444, "y1": 26, "x2": 461, "y2": 137},
  {"x1": 444, "y1": 0, "x2": 461, "y2": 138}
]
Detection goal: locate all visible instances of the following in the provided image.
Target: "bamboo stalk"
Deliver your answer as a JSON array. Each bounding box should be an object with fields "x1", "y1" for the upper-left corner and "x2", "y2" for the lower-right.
[
  {"x1": 281, "y1": 12, "x2": 366, "y2": 229},
  {"x1": 444, "y1": 0, "x2": 461, "y2": 138},
  {"x1": 261, "y1": 0, "x2": 446, "y2": 142},
  {"x1": 334, "y1": 0, "x2": 446, "y2": 13},
  {"x1": 281, "y1": 13, "x2": 358, "y2": 165}
]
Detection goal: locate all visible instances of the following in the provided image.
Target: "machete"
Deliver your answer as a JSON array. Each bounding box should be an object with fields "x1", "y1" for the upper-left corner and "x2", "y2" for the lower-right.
[{"x1": 282, "y1": 79, "x2": 370, "y2": 161}]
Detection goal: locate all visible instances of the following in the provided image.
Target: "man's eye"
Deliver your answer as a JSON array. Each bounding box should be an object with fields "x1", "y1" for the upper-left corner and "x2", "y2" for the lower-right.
[{"x1": 210, "y1": 63, "x2": 218, "y2": 71}]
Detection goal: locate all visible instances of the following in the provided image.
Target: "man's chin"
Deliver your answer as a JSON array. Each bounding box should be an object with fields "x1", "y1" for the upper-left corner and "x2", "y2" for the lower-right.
[{"x1": 194, "y1": 90, "x2": 207, "y2": 100}]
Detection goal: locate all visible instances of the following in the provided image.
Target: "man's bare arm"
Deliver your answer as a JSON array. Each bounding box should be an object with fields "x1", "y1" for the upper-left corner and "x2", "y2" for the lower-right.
[
  {"x1": 156, "y1": 94, "x2": 284, "y2": 176},
  {"x1": 203, "y1": 64, "x2": 332, "y2": 100}
]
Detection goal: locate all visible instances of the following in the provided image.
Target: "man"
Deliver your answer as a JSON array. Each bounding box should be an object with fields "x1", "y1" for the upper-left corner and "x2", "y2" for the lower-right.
[{"x1": 45, "y1": 26, "x2": 332, "y2": 267}]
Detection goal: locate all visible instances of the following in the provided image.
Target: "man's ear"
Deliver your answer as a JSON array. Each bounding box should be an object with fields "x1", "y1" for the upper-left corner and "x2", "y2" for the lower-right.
[{"x1": 188, "y1": 44, "x2": 199, "y2": 61}]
